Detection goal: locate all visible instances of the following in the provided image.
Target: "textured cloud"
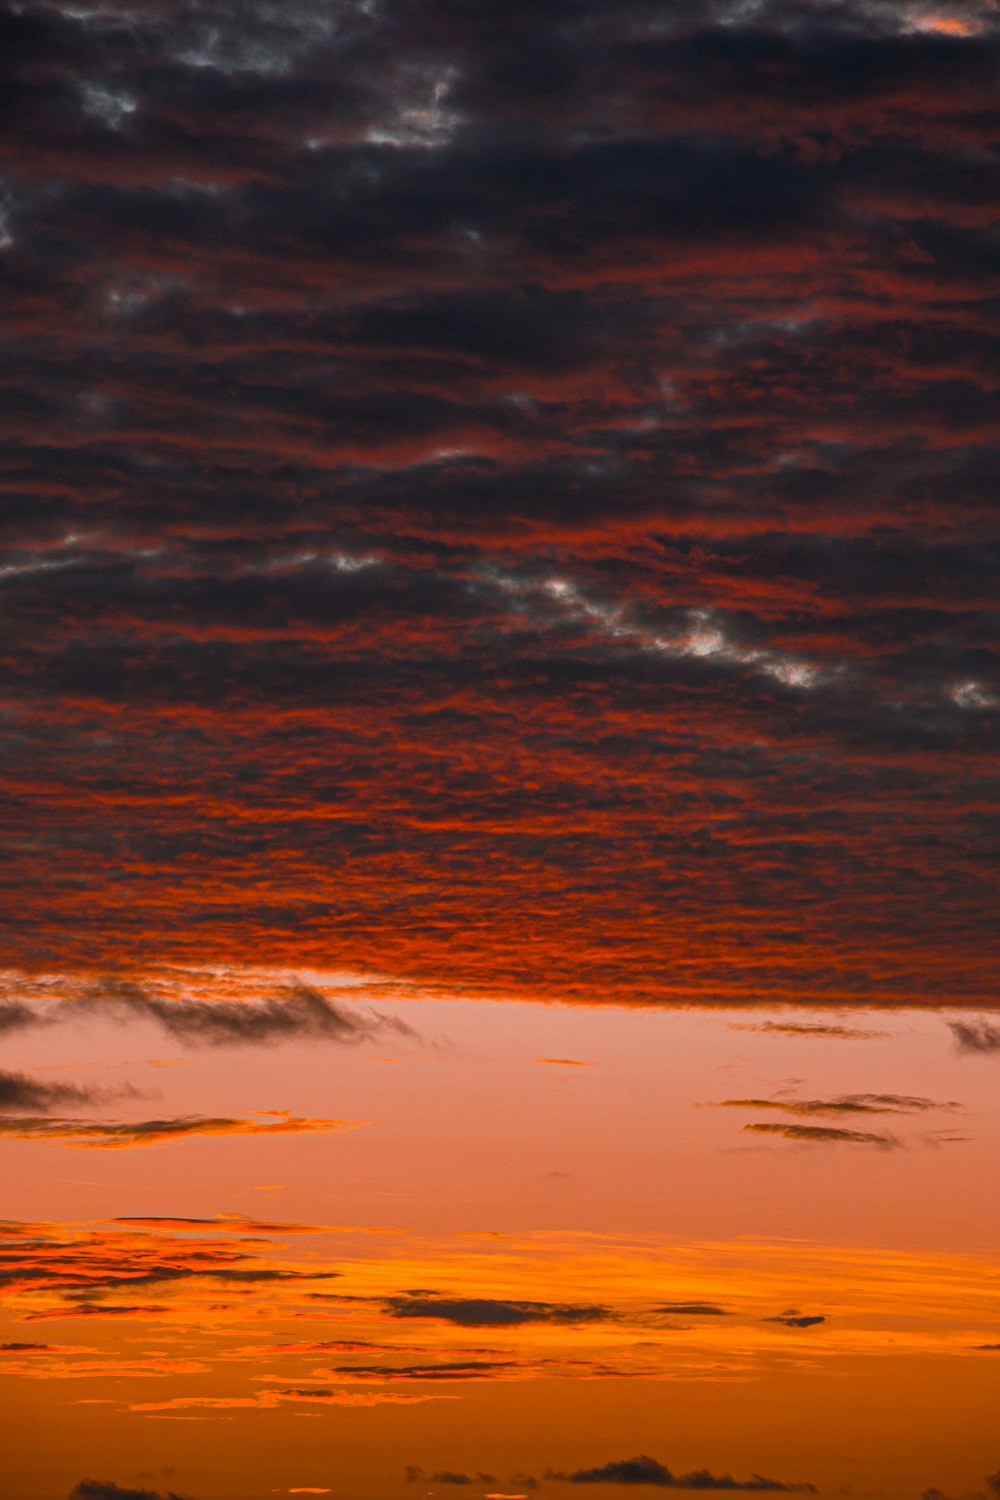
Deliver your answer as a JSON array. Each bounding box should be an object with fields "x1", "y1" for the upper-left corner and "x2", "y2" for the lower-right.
[
  {"x1": 763, "y1": 1314, "x2": 827, "y2": 1330},
  {"x1": 0, "y1": 0, "x2": 997, "y2": 1008},
  {"x1": 0, "y1": 1111, "x2": 361, "y2": 1149},
  {"x1": 546, "y1": 1457, "x2": 814, "y2": 1491}
]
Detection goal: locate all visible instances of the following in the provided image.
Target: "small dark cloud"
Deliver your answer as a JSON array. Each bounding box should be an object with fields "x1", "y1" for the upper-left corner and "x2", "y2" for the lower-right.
[
  {"x1": 743, "y1": 1123, "x2": 900, "y2": 1149},
  {"x1": 0, "y1": 1000, "x2": 46, "y2": 1035},
  {"x1": 68, "y1": 1483, "x2": 191, "y2": 1500},
  {"x1": 0, "y1": 1067, "x2": 135, "y2": 1114},
  {"x1": 651, "y1": 1305, "x2": 729, "y2": 1317},
  {"x1": 71, "y1": 979, "x2": 414, "y2": 1048},
  {"x1": 764, "y1": 1313, "x2": 826, "y2": 1329},
  {"x1": 950, "y1": 1020, "x2": 1000, "y2": 1054},
  {"x1": 545, "y1": 1457, "x2": 814, "y2": 1491},
  {"x1": 0, "y1": 1341, "x2": 50, "y2": 1351},
  {"x1": 384, "y1": 1295, "x2": 613, "y2": 1327}
]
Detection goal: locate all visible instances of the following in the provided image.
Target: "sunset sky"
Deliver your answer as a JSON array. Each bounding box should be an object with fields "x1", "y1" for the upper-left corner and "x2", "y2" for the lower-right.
[{"x1": 1, "y1": 3, "x2": 998, "y2": 1499}]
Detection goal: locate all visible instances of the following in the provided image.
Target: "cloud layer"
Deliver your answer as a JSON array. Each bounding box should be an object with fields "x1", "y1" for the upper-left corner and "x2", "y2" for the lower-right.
[{"x1": 0, "y1": 0, "x2": 997, "y2": 1005}]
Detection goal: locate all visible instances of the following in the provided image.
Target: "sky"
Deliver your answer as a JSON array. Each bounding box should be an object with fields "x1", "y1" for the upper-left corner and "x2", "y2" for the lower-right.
[{"x1": 0, "y1": 1, "x2": 999, "y2": 1498}]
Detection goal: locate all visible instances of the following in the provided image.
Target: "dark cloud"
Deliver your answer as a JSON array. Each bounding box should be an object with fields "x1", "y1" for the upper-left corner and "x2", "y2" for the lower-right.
[
  {"x1": 332, "y1": 1361, "x2": 515, "y2": 1381},
  {"x1": 763, "y1": 1314, "x2": 826, "y2": 1329},
  {"x1": 0, "y1": 1000, "x2": 46, "y2": 1034},
  {"x1": 719, "y1": 1094, "x2": 956, "y2": 1117},
  {"x1": 0, "y1": 1067, "x2": 135, "y2": 1113},
  {"x1": 546, "y1": 1457, "x2": 814, "y2": 1491},
  {"x1": 66, "y1": 979, "x2": 414, "y2": 1047},
  {"x1": 744, "y1": 1123, "x2": 900, "y2": 1148},
  {"x1": 949, "y1": 1020, "x2": 1000, "y2": 1054},
  {"x1": 383, "y1": 1295, "x2": 614, "y2": 1327},
  {"x1": 68, "y1": 1483, "x2": 191, "y2": 1500},
  {"x1": 0, "y1": 0, "x2": 996, "y2": 1005}
]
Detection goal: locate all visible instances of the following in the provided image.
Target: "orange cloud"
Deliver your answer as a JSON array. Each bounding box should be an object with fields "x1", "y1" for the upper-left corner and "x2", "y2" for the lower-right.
[{"x1": 0, "y1": 1112, "x2": 364, "y2": 1149}]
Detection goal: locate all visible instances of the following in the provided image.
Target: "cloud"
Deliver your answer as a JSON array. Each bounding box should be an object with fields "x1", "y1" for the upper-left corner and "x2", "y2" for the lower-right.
[
  {"x1": 0, "y1": 0, "x2": 997, "y2": 1011},
  {"x1": 107, "y1": 1215, "x2": 337, "y2": 1234},
  {"x1": 24, "y1": 1305, "x2": 170, "y2": 1322},
  {"x1": 763, "y1": 1314, "x2": 826, "y2": 1329},
  {"x1": 0, "y1": 1111, "x2": 362, "y2": 1149},
  {"x1": 320, "y1": 1361, "x2": 519, "y2": 1383},
  {"x1": 730, "y1": 1023, "x2": 889, "y2": 1040},
  {"x1": 131, "y1": 1390, "x2": 447, "y2": 1413},
  {"x1": 0, "y1": 1067, "x2": 136, "y2": 1113},
  {"x1": 546, "y1": 1457, "x2": 814, "y2": 1491},
  {"x1": 69, "y1": 979, "x2": 414, "y2": 1048},
  {"x1": 743, "y1": 1124, "x2": 901, "y2": 1148},
  {"x1": 382, "y1": 1295, "x2": 614, "y2": 1327},
  {"x1": 0, "y1": 1000, "x2": 46, "y2": 1034},
  {"x1": 650, "y1": 1305, "x2": 729, "y2": 1317},
  {"x1": 949, "y1": 1020, "x2": 1000, "y2": 1054},
  {"x1": 719, "y1": 1094, "x2": 955, "y2": 1117},
  {"x1": 68, "y1": 1483, "x2": 191, "y2": 1500}
]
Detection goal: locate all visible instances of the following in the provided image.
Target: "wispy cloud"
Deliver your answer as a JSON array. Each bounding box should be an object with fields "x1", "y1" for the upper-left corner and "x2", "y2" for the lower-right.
[
  {"x1": 730, "y1": 1022, "x2": 889, "y2": 1041},
  {"x1": 0, "y1": 1112, "x2": 363, "y2": 1149},
  {"x1": 718, "y1": 1094, "x2": 956, "y2": 1117},
  {"x1": 67, "y1": 979, "x2": 414, "y2": 1048},
  {"x1": 743, "y1": 1123, "x2": 900, "y2": 1148},
  {"x1": 949, "y1": 1020, "x2": 1000, "y2": 1054},
  {"x1": 0, "y1": 1068, "x2": 139, "y2": 1113},
  {"x1": 130, "y1": 1390, "x2": 448, "y2": 1413}
]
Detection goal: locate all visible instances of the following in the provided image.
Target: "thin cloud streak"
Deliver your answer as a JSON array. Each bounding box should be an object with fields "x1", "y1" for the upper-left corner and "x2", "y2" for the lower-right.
[{"x1": 0, "y1": 1111, "x2": 364, "y2": 1149}]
